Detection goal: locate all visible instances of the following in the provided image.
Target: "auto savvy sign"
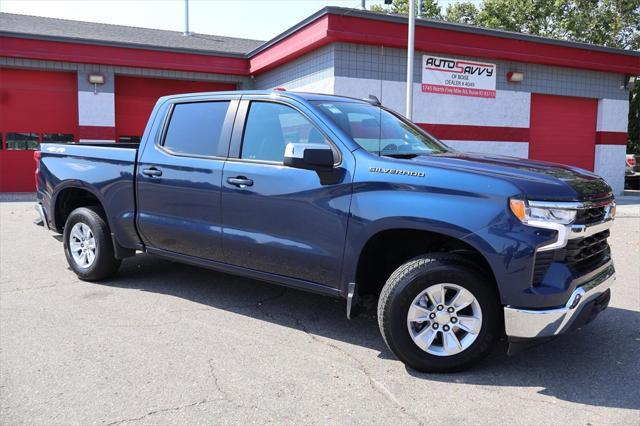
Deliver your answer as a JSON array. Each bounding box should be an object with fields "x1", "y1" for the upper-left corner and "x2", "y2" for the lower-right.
[{"x1": 421, "y1": 55, "x2": 496, "y2": 98}]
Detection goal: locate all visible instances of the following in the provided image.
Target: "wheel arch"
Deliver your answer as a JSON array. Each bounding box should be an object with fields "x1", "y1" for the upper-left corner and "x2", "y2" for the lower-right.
[
  {"x1": 345, "y1": 219, "x2": 500, "y2": 304},
  {"x1": 51, "y1": 182, "x2": 135, "y2": 259}
]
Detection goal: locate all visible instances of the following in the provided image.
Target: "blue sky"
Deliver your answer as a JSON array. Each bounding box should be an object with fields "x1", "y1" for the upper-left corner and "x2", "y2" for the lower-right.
[{"x1": 0, "y1": 0, "x2": 465, "y2": 41}]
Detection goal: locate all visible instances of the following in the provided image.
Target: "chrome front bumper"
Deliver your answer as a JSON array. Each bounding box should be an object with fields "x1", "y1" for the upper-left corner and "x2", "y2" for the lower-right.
[{"x1": 504, "y1": 263, "x2": 615, "y2": 339}]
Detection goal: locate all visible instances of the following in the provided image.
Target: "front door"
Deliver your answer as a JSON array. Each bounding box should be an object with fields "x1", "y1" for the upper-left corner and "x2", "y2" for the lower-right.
[
  {"x1": 137, "y1": 99, "x2": 236, "y2": 260},
  {"x1": 221, "y1": 99, "x2": 353, "y2": 288}
]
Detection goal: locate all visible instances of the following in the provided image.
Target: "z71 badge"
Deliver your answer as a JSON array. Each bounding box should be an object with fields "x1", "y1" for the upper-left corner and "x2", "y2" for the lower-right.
[{"x1": 369, "y1": 167, "x2": 425, "y2": 177}]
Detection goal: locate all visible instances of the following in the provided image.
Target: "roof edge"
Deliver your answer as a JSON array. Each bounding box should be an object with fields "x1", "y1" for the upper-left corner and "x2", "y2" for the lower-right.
[
  {"x1": 251, "y1": 6, "x2": 640, "y2": 59},
  {"x1": 0, "y1": 31, "x2": 250, "y2": 58}
]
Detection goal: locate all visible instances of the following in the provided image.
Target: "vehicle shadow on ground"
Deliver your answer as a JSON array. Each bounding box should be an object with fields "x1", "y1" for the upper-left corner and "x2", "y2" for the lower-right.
[{"x1": 99, "y1": 253, "x2": 639, "y2": 411}]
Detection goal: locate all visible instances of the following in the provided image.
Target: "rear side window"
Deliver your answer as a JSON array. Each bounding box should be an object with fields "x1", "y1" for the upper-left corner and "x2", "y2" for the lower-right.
[{"x1": 163, "y1": 101, "x2": 230, "y2": 157}]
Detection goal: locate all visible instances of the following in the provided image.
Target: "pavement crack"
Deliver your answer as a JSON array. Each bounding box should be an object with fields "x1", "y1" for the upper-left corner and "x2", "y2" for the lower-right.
[
  {"x1": 104, "y1": 398, "x2": 210, "y2": 425},
  {"x1": 208, "y1": 358, "x2": 233, "y2": 403},
  {"x1": 291, "y1": 315, "x2": 424, "y2": 426}
]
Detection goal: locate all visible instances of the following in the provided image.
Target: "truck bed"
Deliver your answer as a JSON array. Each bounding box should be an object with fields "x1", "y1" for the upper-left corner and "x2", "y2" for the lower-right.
[{"x1": 37, "y1": 143, "x2": 141, "y2": 249}]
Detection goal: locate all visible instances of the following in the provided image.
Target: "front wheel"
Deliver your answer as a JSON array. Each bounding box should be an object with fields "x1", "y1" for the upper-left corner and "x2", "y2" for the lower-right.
[
  {"x1": 63, "y1": 206, "x2": 121, "y2": 281},
  {"x1": 377, "y1": 254, "x2": 501, "y2": 373}
]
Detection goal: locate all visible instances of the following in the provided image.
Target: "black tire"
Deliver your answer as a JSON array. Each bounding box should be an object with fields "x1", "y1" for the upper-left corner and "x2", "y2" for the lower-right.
[
  {"x1": 63, "y1": 206, "x2": 121, "y2": 281},
  {"x1": 377, "y1": 253, "x2": 501, "y2": 373}
]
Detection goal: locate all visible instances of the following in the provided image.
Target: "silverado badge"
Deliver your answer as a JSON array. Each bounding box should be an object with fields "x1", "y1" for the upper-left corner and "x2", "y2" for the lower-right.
[{"x1": 369, "y1": 167, "x2": 425, "y2": 177}]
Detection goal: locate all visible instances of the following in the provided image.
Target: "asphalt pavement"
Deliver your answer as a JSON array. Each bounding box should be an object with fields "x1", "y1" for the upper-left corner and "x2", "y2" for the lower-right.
[{"x1": 1, "y1": 197, "x2": 638, "y2": 425}]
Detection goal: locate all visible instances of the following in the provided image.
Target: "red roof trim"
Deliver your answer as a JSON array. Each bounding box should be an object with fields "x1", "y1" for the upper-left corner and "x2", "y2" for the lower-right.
[
  {"x1": 0, "y1": 36, "x2": 250, "y2": 75},
  {"x1": 250, "y1": 13, "x2": 639, "y2": 76},
  {"x1": 250, "y1": 16, "x2": 332, "y2": 74},
  {"x1": 2, "y1": 11, "x2": 638, "y2": 77}
]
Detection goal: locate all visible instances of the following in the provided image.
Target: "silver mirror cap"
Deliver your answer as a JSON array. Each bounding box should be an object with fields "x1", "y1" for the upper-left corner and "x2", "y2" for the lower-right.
[{"x1": 284, "y1": 142, "x2": 331, "y2": 159}]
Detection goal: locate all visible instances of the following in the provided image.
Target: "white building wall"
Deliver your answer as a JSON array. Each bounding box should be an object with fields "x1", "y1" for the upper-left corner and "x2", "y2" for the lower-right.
[
  {"x1": 333, "y1": 76, "x2": 531, "y2": 159},
  {"x1": 77, "y1": 91, "x2": 115, "y2": 127},
  {"x1": 595, "y1": 98, "x2": 629, "y2": 194}
]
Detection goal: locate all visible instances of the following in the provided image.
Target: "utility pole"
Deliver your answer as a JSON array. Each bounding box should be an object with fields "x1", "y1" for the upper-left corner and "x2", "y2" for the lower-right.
[
  {"x1": 183, "y1": 0, "x2": 191, "y2": 36},
  {"x1": 418, "y1": 0, "x2": 422, "y2": 17},
  {"x1": 361, "y1": 0, "x2": 366, "y2": 10},
  {"x1": 406, "y1": 0, "x2": 415, "y2": 119}
]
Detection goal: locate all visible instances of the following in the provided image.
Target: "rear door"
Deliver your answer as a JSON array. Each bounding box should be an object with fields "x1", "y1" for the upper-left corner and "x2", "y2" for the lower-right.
[
  {"x1": 136, "y1": 97, "x2": 238, "y2": 260},
  {"x1": 220, "y1": 97, "x2": 354, "y2": 288}
]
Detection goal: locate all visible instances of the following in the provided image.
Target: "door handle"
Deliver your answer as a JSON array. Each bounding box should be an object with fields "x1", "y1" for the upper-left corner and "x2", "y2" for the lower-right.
[
  {"x1": 227, "y1": 176, "x2": 254, "y2": 187},
  {"x1": 142, "y1": 167, "x2": 162, "y2": 177}
]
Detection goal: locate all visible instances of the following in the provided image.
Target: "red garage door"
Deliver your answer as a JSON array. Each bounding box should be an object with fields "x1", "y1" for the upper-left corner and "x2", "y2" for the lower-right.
[
  {"x1": 0, "y1": 68, "x2": 78, "y2": 192},
  {"x1": 529, "y1": 94, "x2": 597, "y2": 171},
  {"x1": 115, "y1": 76, "x2": 235, "y2": 142}
]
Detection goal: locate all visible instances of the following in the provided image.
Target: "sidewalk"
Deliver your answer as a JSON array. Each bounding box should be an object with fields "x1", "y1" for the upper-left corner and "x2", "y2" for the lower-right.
[{"x1": 618, "y1": 190, "x2": 640, "y2": 217}]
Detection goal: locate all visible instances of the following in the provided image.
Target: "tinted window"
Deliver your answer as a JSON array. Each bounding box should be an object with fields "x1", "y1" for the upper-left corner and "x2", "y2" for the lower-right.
[
  {"x1": 43, "y1": 133, "x2": 75, "y2": 143},
  {"x1": 163, "y1": 101, "x2": 230, "y2": 156},
  {"x1": 6, "y1": 132, "x2": 39, "y2": 150},
  {"x1": 241, "y1": 102, "x2": 326, "y2": 162}
]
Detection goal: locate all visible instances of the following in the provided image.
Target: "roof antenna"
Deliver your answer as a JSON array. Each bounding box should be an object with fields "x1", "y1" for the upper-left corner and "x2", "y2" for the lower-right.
[{"x1": 183, "y1": 0, "x2": 191, "y2": 36}]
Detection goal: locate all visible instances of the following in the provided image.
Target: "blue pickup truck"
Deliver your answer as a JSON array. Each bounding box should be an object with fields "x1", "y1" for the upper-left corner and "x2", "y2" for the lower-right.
[{"x1": 35, "y1": 90, "x2": 616, "y2": 372}]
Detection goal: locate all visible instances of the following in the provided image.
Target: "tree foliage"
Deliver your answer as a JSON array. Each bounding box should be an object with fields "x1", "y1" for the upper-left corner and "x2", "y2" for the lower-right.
[
  {"x1": 441, "y1": 0, "x2": 640, "y2": 50},
  {"x1": 370, "y1": 0, "x2": 442, "y2": 18},
  {"x1": 371, "y1": 0, "x2": 639, "y2": 49}
]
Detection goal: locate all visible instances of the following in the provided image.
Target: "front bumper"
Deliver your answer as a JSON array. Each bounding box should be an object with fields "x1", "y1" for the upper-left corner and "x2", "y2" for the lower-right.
[{"x1": 504, "y1": 263, "x2": 615, "y2": 339}]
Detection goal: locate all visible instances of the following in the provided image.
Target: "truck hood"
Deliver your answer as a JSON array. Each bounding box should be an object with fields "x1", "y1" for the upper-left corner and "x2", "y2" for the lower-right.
[{"x1": 401, "y1": 152, "x2": 613, "y2": 201}]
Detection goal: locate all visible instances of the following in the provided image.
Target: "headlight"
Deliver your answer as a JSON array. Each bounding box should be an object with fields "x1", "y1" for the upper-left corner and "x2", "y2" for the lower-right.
[{"x1": 509, "y1": 199, "x2": 577, "y2": 225}]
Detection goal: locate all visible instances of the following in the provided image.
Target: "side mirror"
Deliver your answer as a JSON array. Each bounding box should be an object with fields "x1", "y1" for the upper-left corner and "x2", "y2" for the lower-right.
[{"x1": 284, "y1": 143, "x2": 335, "y2": 170}]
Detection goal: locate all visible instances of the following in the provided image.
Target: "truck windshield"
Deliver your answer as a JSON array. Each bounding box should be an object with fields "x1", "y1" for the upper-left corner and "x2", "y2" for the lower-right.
[{"x1": 311, "y1": 101, "x2": 449, "y2": 157}]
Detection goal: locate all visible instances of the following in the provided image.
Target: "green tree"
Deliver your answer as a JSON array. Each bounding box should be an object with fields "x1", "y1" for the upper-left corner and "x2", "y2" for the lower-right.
[
  {"x1": 370, "y1": 0, "x2": 442, "y2": 18},
  {"x1": 445, "y1": 2, "x2": 480, "y2": 25}
]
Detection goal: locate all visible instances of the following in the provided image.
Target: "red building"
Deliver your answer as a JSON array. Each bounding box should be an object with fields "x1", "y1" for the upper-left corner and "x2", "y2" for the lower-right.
[{"x1": 1, "y1": 7, "x2": 638, "y2": 193}]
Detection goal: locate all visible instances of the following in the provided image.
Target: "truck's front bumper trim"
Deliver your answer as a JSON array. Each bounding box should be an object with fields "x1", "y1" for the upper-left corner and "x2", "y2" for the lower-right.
[
  {"x1": 504, "y1": 264, "x2": 615, "y2": 339},
  {"x1": 35, "y1": 203, "x2": 49, "y2": 230}
]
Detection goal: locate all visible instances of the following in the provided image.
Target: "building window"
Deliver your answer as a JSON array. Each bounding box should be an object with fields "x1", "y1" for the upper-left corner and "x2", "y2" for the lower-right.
[
  {"x1": 6, "y1": 133, "x2": 39, "y2": 150},
  {"x1": 43, "y1": 133, "x2": 75, "y2": 143},
  {"x1": 119, "y1": 136, "x2": 141, "y2": 144}
]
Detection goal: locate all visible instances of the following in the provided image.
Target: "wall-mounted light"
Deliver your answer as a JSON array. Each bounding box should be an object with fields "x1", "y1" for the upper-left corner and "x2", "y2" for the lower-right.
[
  {"x1": 88, "y1": 73, "x2": 105, "y2": 94},
  {"x1": 507, "y1": 71, "x2": 524, "y2": 83}
]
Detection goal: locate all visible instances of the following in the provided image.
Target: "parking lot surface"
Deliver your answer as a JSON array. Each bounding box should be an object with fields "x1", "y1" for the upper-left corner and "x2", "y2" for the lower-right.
[{"x1": 1, "y1": 198, "x2": 639, "y2": 425}]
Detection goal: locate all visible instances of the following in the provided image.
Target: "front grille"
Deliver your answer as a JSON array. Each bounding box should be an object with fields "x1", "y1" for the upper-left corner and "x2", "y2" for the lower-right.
[
  {"x1": 532, "y1": 229, "x2": 611, "y2": 285},
  {"x1": 565, "y1": 229, "x2": 610, "y2": 273},
  {"x1": 575, "y1": 206, "x2": 606, "y2": 225}
]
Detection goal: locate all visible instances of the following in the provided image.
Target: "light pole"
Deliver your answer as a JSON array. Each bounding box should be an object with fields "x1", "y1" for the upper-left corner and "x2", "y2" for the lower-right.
[
  {"x1": 406, "y1": 0, "x2": 415, "y2": 119},
  {"x1": 183, "y1": 0, "x2": 191, "y2": 36}
]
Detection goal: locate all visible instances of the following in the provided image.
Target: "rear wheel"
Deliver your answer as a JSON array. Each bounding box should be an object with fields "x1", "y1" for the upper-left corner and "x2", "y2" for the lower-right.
[
  {"x1": 377, "y1": 254, "x2": 500, "y2": 372},
  {"x1": 63, "y1": 206, "x2": 121, "y2": 281}
]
